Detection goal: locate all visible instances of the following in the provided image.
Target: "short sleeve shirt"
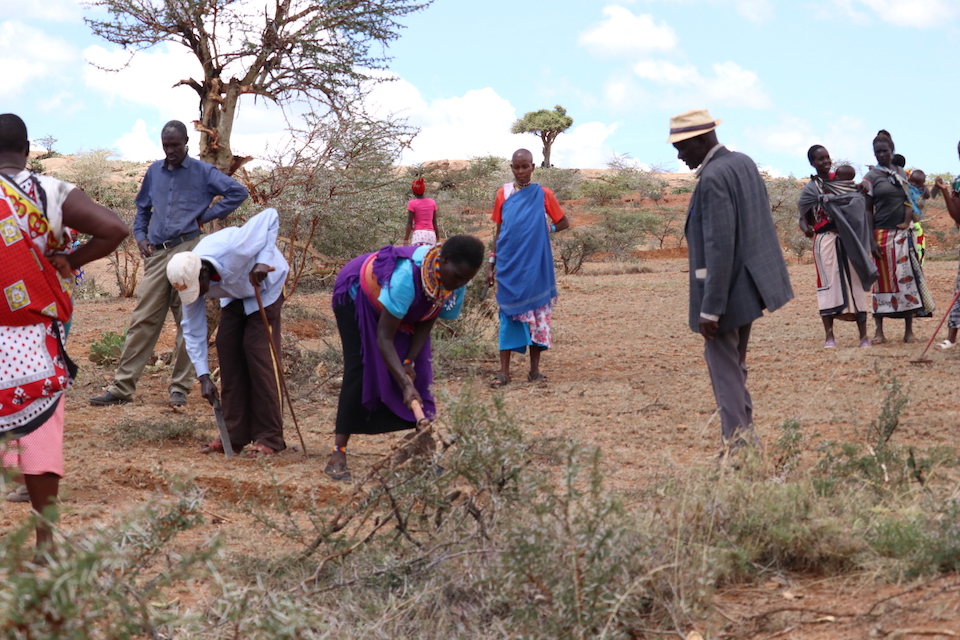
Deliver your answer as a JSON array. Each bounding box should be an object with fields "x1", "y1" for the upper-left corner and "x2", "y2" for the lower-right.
[
  {"x1": 864, "y1": 167, "x2": 909, "y2": 230},
  {"x1": 406, "y1": 198, "x2": 437, "y2": 231},
  {"x1": 378, "y1": 245, "x2": 465, "y2": 320},
  {"x1": 491, "y1": 185, "x2": 566, "y2": 224}
]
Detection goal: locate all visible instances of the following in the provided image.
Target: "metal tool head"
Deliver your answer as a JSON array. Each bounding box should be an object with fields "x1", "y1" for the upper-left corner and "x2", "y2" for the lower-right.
[{"x1": 211, "y1": 398, "x2": 235, "y2": 458}]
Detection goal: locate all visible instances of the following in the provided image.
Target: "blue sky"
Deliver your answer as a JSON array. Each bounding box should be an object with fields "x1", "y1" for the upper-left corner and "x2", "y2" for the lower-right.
[{"x1": 3, "y1": 0, "x2": 960, "y2": 177}]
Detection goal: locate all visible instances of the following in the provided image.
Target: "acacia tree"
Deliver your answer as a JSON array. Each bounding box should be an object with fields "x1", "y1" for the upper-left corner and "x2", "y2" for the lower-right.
[
  {"x1": 239, "y1": 109, "x2": 416, "y2": 294},
  {"x1": 510, "y1": 105, "x2": 573, "y2": 169},
  {"x1": 85, "y1": 0, "x2": 431, "y2": 172}
]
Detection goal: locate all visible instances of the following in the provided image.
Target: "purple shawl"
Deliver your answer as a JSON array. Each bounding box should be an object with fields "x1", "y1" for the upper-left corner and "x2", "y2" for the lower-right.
[{"x1": 332, "y1": 245, "x2": 437, "y2": 421}]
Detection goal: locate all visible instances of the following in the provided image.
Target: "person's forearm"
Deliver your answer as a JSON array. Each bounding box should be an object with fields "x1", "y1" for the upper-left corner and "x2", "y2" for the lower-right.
[
  {"x1": 181, "y1": 302, "x2": 210, "y2": 376},
  {"x1": 202, "y1": 183, "x2": 249, "y2": 222},
  {"x1": 132, "y1": 208, "x2": 151, "y2": 244},
  {"x1": 376, "y1": 313, "x2": 413, "y2": 392},
  {"x1": 68, "y1": 234, "x2": 127, "y2": 270},
  {"x1": 942, "y1": 190, "x2": 960, "y2": 225},
  {"x1": 406, "y1": 319, "x2": 436, "y2": 362},
  {"x1": 377, "y1": 332, "x2": 412, "y2": 391}
]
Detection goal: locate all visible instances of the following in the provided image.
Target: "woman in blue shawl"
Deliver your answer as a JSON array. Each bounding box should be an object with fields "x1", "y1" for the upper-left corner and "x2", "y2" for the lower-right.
[
  {"x1": 485, "y1": 149, "x2": 569, "y2": 387},
  {"x1": 325, "y1": 235, "x2": 484, "y2": 481}
]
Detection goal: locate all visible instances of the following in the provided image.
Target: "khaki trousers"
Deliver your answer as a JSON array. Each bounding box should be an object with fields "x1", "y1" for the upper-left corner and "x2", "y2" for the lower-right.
[{"x1": 107, "y1": 238, "x2": 200, "y2": 400}]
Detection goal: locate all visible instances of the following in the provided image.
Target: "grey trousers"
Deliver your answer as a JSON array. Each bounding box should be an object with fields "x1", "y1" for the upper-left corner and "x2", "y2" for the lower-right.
[
  {"x1": 107, "y1": 238, "x2": 200, "y2": 400},
  {"x1": 703, "y1": 323, "x2": 756, "y2": 443}
]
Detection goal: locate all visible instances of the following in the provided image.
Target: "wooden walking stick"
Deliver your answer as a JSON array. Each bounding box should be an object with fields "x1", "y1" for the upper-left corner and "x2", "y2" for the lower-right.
[
  {"x1": 254, "y1": 284, "x2": 308, "y2": 456},
  {"x1": 911, "y1": 285, "x2": 960, "y2": 365}
]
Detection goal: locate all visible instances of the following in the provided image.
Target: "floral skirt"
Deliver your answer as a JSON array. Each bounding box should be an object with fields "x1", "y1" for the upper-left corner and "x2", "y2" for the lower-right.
[
  {"x1": 410, "y1": 229, "x2": 437, "y2": 246},
  {"x1": 498, "y1": 302, "x2": 553, "y2": 353}
]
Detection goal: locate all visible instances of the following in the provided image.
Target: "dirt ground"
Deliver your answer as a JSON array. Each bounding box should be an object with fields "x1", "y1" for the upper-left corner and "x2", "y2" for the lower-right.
[{"x1": 5, "y1": 202, "x2": 960, "y2": 638}]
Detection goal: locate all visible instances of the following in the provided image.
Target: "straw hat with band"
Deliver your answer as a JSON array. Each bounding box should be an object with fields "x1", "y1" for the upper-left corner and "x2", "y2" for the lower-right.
[{"x1": 667, "y1": 109, "x2": 722, "y2": 144}]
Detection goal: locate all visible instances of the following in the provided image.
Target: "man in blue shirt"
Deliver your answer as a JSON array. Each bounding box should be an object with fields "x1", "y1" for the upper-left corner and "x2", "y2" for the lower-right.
[
  {"x1": 90, "y1": 120, "x2": 248, "y2": 407},
  {"x1": 167, "y1": 208, "x2": 289, "y2": 456}
]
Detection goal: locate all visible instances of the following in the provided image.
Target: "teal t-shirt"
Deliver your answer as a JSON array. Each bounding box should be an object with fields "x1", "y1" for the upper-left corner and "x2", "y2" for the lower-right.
[{"x1": 349, "y1": 245, "x2": 466, "y2": 319}]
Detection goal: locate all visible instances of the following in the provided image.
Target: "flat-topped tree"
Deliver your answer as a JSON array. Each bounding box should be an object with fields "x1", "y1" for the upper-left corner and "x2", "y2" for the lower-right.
[
  {"x1": 510, "y1": 105, "x2": 573, "y2": 169},
  {"x1": 85, "y1": 0, "x2": 431, "y2": 173}
]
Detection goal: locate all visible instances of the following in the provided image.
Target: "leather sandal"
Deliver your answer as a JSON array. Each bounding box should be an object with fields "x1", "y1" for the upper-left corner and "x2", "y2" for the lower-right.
[
  {"x1": 201, "y1": 439, "x2": 224, "y2": 454},
  {"x1": 244, "y1": 442, "x2": 278, "y2": 458},
  {"x1": 324, "y1": 462, "x2": 352, "y2": 482},
  {"x1": 489, "y1": 373, "x2": 510, "y2": 388}
]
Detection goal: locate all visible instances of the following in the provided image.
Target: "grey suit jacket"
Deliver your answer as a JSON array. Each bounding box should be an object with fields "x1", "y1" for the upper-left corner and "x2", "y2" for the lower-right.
[{"x1": 684, "y1": 147, "x2": 793, "y2": 333}]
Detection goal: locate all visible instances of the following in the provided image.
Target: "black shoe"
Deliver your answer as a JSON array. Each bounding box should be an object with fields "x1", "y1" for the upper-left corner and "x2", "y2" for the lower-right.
[
  {"x1": 169, "y1": 391, "x2": 187, "y2": 407},
  {"x1": 89, "y1": 391, "x2": 130, "y2": 406}
]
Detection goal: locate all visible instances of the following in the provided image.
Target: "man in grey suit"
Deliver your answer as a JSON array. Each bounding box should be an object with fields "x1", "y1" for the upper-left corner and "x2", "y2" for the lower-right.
[{"x1": 669, "y1": 109, "x2": 793, "y2": 453}]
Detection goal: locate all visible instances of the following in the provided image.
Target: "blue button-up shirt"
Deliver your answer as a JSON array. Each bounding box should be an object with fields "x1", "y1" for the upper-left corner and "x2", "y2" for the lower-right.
[{"x1": 133, "y1": 155, "x2": 248, "y2": 245}]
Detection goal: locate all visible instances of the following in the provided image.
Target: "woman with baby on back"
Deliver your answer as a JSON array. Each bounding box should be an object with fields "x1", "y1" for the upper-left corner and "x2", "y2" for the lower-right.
[
  {"x1": 798, "y1": 144, "x2": 876, "y2": 348},
  {"x1": 863, "y1": 130, "x2": 934, "y2": 344}
]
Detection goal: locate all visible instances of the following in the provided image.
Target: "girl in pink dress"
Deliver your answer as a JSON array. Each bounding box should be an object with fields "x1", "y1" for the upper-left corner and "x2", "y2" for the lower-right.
[{"x1": 404, "y1": 178, "x2": 441, "y2": 246}]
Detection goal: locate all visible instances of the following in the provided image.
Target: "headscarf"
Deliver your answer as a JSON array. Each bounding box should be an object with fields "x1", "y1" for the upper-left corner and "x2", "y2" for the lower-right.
[{"x1": 411, "y1": 177, "x2": 426, "y2": 195}]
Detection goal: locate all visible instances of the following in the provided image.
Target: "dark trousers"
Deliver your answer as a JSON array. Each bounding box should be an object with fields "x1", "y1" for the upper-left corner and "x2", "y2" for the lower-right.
[
  {"x1": 333, "y1": 300, "x2": 415, "y2": 435},
  {"x1": 216, "y1": 296, "x2": 286, "y2": 452},
  {"x1": 703, "y1": 323, "x2": 755, "y2": 443}
]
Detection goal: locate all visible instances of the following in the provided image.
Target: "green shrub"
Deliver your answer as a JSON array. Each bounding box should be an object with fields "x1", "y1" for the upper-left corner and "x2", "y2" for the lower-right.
[
  {"x1": 553, "y1": 226, "x2": 605, "y2": 274},
  {"x1": 597, "y1": 208, "x2": 659, "y2": 258},
  {"x1": 581, "y1": 178, "x2": 628, "y2": 206},
  {"x1": 535, "y1": 167, "x2": 583, "y2": 201},
  {"x1": 89, "y1": 329, "x2": 126, "y2": 367},
  {"x1": 0, "y1": 485, "x2": 211, "y2": 638}
]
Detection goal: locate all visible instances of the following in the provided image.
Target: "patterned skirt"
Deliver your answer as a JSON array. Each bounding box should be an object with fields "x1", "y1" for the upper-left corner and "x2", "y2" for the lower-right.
[{"x1": 872, "y1": 228, "x2": 934, "y2": 318}]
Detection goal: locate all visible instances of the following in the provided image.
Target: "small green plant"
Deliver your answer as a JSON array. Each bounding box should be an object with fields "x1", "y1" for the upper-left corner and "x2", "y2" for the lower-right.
[
  {"x1": 871, "y1": 368, "x2": 909, "y2": 449},
  {"x1": 771, "y1": 419, "x2": 805, "y2": 479},
  {"x1": 27, "y1": 158, "x2": 45, "y2": 174},
  {"x1": 672, "y1": 185, "x2": 693, "y2": 194},
  {"x1": 89, "y1": 329, "x2": 126, "y2": 367}
]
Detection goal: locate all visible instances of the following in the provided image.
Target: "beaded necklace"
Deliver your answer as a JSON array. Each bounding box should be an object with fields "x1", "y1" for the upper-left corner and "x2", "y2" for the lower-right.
[
  {"x1": 420, "y1": 244, "x2": 450, "y2": 306},
  {"x1": 513, "y1": 180, "x2": 531, "y2": 191}
]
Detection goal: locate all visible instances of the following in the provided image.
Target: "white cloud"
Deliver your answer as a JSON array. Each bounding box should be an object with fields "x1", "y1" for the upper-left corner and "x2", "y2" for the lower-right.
[
  {"x1": 837, "y1": 0, "x2": 957, "y2": 27},
  {"x1": 745, "y1": 113, "x2": 869, "y2": 171},
  {"x1": 578, "y1": 6, "x2": 678, "y2": 58},
  {"x1": 113, "y1": 119, "x2": 163, "y2": 162},
  {"x1": 0, "y1": 0, "x2": 83, "y2": 22},
  {"x1": 551, "y1": 122, "x2": 620, "y2": 168},
  {"x1": 701, "y1": 62, "x2": 770, "y2": 108},
  {"x1": 733, "y1": 0, "x2": 773, "y2": 22},
  {"x1": 367, "y1": 78, "x2": 617, "y2": 168},
  {"x1": 625, "y1": 0, "x2": 774, "y2": 23},
  {"x1": 632, "y1": 60, "x2": 700, "y2": 84},
  {"x1": 602, "y1": 75, "x2": 652, "y2": 112},
  {"x1": 0, "y1": 21, "x2": 77, "y2": 91},
  {"x1": 84, "y1": 41, "x2": 304, "y2": 162},
  {"x1": 623, "y1": 59, "x2": 771, "y2": 109},
  {"x1": 744, "y1": 115, "x2": 815, "y2": 157},
  {"x1": 83, "y1": 42, "x2": 202, "y2": 118}
]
